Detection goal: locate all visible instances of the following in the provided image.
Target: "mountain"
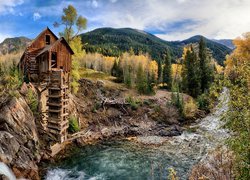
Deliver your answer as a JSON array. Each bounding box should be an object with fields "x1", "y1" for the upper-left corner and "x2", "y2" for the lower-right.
[
  {"x1": 1, "y1": 29, "x2": 231, "y2": 65},
  {"x1": 180, "y1": 35, "x2": 232, "y2": 65},
  {"x1": 212, "y1": 39, "x2": 235, "y2": 49},
  {"x1": 80, "y1": 28, "x2": 232, "y2": 65},
  {"x1": 0, "y1": 37, "x2": 31, "y2": 55},
  {"x1": 81, "y1": 27, "x2": 183, "y2": 62}
]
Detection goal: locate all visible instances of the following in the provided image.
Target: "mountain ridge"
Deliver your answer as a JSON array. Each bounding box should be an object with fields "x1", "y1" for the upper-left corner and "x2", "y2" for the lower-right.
[
  {"x1": 0, "y1": 28, "x2": 232, "y2": 65},
  {"x1": 0, "y1": 36, "x2": 31, "y2": 55},
  {"x1": 81, "y1": 28, "x2": 232, "y2": 65},
  {"x1": 211, "y1": 39, "x2": 235, "y2": 49}
]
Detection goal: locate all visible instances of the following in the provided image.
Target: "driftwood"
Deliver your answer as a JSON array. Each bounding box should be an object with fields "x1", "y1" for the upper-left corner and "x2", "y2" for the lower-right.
[{"x1": 100, "y1": 97, "x2": 130, "y2": 114}]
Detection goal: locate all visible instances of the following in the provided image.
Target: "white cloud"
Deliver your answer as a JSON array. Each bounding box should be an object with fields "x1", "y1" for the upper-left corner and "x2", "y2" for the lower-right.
[
  {"x1": 88, "y1": 0, "x2": 250, "y2": 40},
  {"x1": 92, "y1": 0, "x2": 98, "y2": 8},
  {"x1": 0, "y1": 33, "x2": 11, "y2": 43},
  {"x1": 0, "y1": 0, "x2": 24, "y2": 14},
  {"x1": 33, "y1": 12, "x2": 41, "y2": 21}
]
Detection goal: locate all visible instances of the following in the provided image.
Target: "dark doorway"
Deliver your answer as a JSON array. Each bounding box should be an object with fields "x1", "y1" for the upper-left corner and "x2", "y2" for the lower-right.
[
  {"x1": 51, "y1": 52, "x2": 57, "y2": 68},
  {"x1": 45, "y1": 35, "x2": 50, "y2": 45}
]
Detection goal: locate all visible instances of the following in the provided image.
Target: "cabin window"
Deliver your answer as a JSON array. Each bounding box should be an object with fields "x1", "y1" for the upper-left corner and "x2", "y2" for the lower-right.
[
  {"x1": 51, "y1": 52, "x2": 57, "y2": 68},
  {"x1": 45, "y1": 35, "x2": 50, "y2": 45}
]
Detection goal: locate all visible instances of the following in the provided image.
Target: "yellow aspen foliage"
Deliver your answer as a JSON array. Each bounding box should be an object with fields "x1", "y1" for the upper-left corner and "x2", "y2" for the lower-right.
[
  {"x1": 182, "y1": 46, "x2": 192, "y2": 60},
  {"x1": 225, "y1": 32, "x2": 250, "y2": 87},
  {"x1": 148, "y1": 60, "x2": 158, "y2": 80},
  {"x1": 211, "y1": 59, "x2": 224, "y2": 74},
  {"x1": 172, "y1": 64, "x2": 182, "y2": 81},
  {"x1": 224, "y1": 32, "x2": 250, "y2": 179},
  {"x1": 103, "y1": 56, "x2": 115, "y2": 73}
]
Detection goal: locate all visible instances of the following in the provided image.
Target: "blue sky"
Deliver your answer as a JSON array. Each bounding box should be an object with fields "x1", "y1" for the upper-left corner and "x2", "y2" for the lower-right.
[{"x1": 0, "y1": 0, "x2": 250, "y2": 42}]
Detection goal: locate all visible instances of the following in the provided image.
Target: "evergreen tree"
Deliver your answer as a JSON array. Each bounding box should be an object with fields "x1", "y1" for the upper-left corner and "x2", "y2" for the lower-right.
[
  {"x1": 182, "y1": 47, "x2": 201, "y2": 97},
  {"x1": 111, "y1": 60, "x2": 118, "y2": 76},
  {"x1": 162, "y1": 51, "x2": 172, "y2": 89},
  {"x1": 124, "y1": 65, "x2": 132, "y2": 88},
  {"x1": 147, "y1": 72, "x2": 155, "y2": 94},
  {"x1": 199, "y1": 37, "x2": 213, "y2": 93},
  {"x1": 157, "y1": 61, "x2": 162, "y2": 83},
  {"x1": 117, "y1": 58, "x2": 124, "y2": 82},
  {"x1": 136, "y1": 63, "x2": 147, "y2": 94}
]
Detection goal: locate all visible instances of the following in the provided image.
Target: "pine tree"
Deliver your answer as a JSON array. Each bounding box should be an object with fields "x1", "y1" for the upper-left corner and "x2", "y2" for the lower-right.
[
  {"x1": 162, "y1": 51, "x2": 172, "y2": 89},
  {"x1": 147, "y1": 72, "x2": 155, "y2": 94},
  {"x1": 117, "y1": 58, "x2": 124, "y2": 82},
  {"x1": 182, "y1": 47, "x2": 201, "y2": 97},
  {"x1": 111, "y1": 60, "x2": 118, "y2": 77},
  {"x1": 157, "y1": 60, "x2": 162, "y2": 83},
  {"x1": 199, "y1": 37, "x2": 213, "y2": 93},
  {"x1": 124, "y1": 65, "x2": 132, "y2": 88},
  {"x1": 136, "y1": 63, "x2": 147, "y2": 94}
]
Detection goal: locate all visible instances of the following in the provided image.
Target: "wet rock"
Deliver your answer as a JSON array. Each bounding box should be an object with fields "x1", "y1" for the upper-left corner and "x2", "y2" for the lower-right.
[
  {"x1": 136, "y1": 136, "x2": 167, "y2": 145},
  {"x1": 157, "y1": 125, "x2": 182, "y2": 137}
]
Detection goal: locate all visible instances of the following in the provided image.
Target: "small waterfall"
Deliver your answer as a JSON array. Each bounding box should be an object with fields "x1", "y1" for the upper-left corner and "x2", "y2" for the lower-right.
[{"x1": 0, "y1": 162, "x2": 16, "y2": 180}]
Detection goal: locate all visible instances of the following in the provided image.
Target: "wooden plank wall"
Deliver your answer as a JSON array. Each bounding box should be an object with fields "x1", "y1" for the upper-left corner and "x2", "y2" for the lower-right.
[
  {"x1": 29, "y1": 29, "x2": 58, "y2": 49},
  {"x1": 50, "y1": 42, "x2": 72, "y2": 72}
]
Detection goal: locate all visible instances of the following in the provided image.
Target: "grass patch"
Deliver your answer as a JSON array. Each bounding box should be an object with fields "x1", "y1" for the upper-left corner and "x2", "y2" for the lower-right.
[
  {"x1": 126, "y1": 96, "x2": 141, "y2": 110},
  {"x1": 26, "y1": 89, "x2": 38, "y2": 114},
  {"x1": 68, "y1": 115, "x2": 80, "y2": 133},
  {"x1": 79, "y1": 68, "x2": 112, "y2": 80}
]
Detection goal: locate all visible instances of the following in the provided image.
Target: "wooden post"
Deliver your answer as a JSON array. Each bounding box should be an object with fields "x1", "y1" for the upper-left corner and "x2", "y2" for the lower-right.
[{"x1": 48, "y1": 51, "x2": 51, "y2": 71}]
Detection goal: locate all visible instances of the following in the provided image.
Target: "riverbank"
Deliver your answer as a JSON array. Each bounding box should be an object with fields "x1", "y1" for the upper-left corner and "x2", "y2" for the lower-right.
[
  {"x1": 0, "y1": 78, "x2": 221, "y2": 179},
  {"x1": 42, "y1": 88, "x2": 230, "y2": 180}
]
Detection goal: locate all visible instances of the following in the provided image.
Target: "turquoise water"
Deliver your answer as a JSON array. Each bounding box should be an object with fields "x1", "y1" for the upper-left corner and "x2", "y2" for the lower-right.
[
  {"x1": 45, "y1": 89, "x2": 229, "y2": 180},
  {"x1": 45, "y1": 140, "x2": 196, "y2": 180}
]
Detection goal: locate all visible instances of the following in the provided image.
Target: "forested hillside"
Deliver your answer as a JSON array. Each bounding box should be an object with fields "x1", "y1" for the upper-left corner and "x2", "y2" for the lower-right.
[
  {"x1": 81, "y1": 27, "x2": 182, "y2": 62},
  {"x1": 181, "y1": 35, "x2": 232, "y2": 65},
  {"x1": 212, "y1": 39, "x2": 235, "y2": 49},
  {"x1": 80, "y1": 28, "x2": 232, "y2": 65}
]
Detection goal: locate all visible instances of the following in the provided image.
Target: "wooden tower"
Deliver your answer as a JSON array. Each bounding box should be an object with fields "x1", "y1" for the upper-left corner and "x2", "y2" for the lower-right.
[{"x1": 19, "y1": 27, "x2": 74, "y2": 143}]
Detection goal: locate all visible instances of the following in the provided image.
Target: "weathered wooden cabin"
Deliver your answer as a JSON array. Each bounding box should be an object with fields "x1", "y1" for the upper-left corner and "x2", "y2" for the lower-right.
[{"x1": 20, "y1": 27, "x2": 74, "y2": 143}]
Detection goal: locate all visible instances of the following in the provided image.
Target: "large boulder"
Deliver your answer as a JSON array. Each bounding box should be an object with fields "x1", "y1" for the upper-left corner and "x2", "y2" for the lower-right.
[{"x1": 0, "y1": 95, "x2": 40, "y2": 180}]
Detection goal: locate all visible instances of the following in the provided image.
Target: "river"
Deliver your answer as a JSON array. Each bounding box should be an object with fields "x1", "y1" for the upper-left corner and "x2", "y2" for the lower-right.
[{"x1": 44, "y1": 88, "x2": 229, "y2": 180}]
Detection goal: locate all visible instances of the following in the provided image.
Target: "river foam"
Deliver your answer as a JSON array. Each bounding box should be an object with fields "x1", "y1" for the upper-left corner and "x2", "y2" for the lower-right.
[{"x1": 0, "y1": 162, "x2": 16, "y2": 180}]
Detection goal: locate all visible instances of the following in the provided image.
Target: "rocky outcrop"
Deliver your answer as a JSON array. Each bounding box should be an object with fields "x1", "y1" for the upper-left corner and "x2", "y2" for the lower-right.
[{"x1": 0, "y1": 94, "x2": 40, "y2": 180}]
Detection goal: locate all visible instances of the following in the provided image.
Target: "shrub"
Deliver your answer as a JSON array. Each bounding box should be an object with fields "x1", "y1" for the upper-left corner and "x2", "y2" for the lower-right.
[
  {"x1": 183, "y1": 98, "x2": 197, "y2": 119},
  {"x1": 171, "y1": 91, "x2": 184, "y2": 116},
  {"x1": 68, "y1": 115, "x2": 80, "y2": 133},
  {"x1": 26, "y1": 89, "x2": 38, "y2": 114},
  {"x1": 168, "y1": 168, "x2": 179, "y2": 180},
  {"x1": 197, "y1": 93, "x2": 210, "y2": 112},
  {"x1": 189, "y1": 147, "x2": 234, "y2": 180},
  {"x1": 126, "y1": 96, "x2": 141, "y2": 110}
]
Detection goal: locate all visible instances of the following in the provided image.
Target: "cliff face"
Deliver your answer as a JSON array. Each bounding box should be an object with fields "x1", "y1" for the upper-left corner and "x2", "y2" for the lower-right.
[{"x1": 0, "y1": 94, "x2": 40, "y2": 179}]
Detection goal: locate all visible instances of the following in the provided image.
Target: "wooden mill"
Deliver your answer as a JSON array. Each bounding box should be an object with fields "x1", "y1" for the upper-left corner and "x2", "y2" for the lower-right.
[{"x1": 19, "y1": 27, "x2": 74, "y2": 143}]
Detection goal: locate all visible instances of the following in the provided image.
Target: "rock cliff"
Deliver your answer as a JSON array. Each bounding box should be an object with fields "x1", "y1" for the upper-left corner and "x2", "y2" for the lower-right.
[{"x1": 0, "y1": 93, "x2": 40, "y2": 180}]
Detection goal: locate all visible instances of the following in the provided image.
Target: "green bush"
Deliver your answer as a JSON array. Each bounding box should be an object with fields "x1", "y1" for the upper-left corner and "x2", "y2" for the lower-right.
[
  {"x1": 197, "y1": 93, "x2": 210, "y2": 111},
  {"x1": 183, "y1": 98, "x2": 197, "y2": 119},
  {"x1": 26, "y1": 89, "x2": 38, "y2": 114},
  {"x1": 126, "y1": 96, "x2": 141, "y2": 110},
  {"x1": 68, "y1": 115, "x2": 80, "y2": 133},
  {"x1": 197, "y1": 75, "x2": 224, "y2": 112},
  {"x1": 171, "y1": 91, "x2": 184, "y2": 116}
]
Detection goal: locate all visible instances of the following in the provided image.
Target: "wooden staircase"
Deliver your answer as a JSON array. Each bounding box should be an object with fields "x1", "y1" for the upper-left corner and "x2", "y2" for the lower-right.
[{"x1": 46, "y1": 70, "x2": 69, "y2": 143}]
